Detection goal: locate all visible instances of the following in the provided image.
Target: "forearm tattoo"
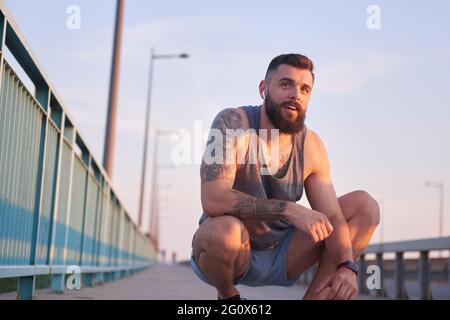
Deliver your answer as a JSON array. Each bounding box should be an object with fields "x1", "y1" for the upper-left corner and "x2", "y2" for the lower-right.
[{"x1": 224, "y1": 190, "x2": 287, "y2": 220}]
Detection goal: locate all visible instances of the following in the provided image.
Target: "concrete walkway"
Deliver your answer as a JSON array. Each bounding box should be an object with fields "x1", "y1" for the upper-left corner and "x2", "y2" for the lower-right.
[{"x1": 0, "y1": 264, "x2": 381, "y2": 300}]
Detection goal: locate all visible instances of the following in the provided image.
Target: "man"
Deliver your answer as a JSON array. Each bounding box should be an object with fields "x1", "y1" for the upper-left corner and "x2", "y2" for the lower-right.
[{"x1": 190, "y1": 54, "x2": 380, "y2": 300}]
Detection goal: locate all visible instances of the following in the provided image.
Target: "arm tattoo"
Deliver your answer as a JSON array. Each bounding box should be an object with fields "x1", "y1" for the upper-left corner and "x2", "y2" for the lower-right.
[
  {"x1": 224, "y1": 190, "x2": 287, "y2": 220},
  {"x1": 200, "y1": 109, "x2": 243, "y2": 184},
  {"x1": 200, "y1": 161, "x2": 234, "y2": 183}
]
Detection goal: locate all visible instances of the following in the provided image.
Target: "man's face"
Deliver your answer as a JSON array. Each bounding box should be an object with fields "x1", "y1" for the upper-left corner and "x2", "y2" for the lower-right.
[{"x1": 263, "y1": 64, "x2": 313, "y2": 134}]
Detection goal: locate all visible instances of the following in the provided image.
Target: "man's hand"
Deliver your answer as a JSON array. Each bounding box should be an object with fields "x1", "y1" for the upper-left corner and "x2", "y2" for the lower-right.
[
  {"x1": 315, "y1": 267, "x2": 359, "y2": 300},
  {"x1": 285, "y1": 203, "x2": 334, "y2": 244}
]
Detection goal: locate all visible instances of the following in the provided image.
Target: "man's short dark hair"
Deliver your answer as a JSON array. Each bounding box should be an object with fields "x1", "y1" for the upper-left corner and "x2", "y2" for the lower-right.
[{"x1": 265, "y1": 53, "x2": 315, "y2": 82}]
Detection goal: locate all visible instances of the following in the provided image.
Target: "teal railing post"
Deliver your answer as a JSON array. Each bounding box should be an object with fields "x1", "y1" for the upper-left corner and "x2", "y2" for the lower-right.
[
  {"x1": 48, "y1": 109, "x2": 66, "y2": 293},
  {"x1": 94, "y1": 185, "x2": 106, "y2": 284},
  {"x1": 18, "y1": 81, "x2": 50, "y2": 300},
  {"x1": 394, "y1": 251, "x2": 407, "y2": 299},
  {"x1": 0, "y1": 11, "x2": 7, "y2": 88},
  {"x1": 89, "y1": 174, "x2": 102, "y2": 285},
  {"x1": 0, "y1": 2, "x2": 7, "y2": 270},
  {"x1": 78, "y1": 151, "x2": 90, "y2": 288},
  {"x1": 114, "y1": 208, "x2": 123, "y2": 280},
  {"x1": 418, "y1": 250, "x2": 432, "y2": 300},
  {"x1": 58, "y1": 122, "x2": 76, "y2": 291},
  {"x1": 358, "y1": 254, "x2": 367, "y2": 295},
  {"x1": 375, "y1": 252, "x2": 388, "y2": 298},
  {"x1": 447, "y1": 254, "x2": 450, "y2": 286}
]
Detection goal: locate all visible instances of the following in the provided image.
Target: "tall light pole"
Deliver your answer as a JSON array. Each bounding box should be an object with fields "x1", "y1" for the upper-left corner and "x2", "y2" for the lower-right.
[
  {"x1": 148, "y1": 129, "x2": 161, "y2": 246},
  {"x1": 148, "y1": 129, "x2": 174, "y2": 249},
  {"x1": 103, "y1": 0, "x2": 125, "y2": 178},
  {"x1": 425, "y1": 181, "x2": 444, "y2": 238},
  {"x1": 137, "y1": 49, "x2": 189, "y2": 228}
]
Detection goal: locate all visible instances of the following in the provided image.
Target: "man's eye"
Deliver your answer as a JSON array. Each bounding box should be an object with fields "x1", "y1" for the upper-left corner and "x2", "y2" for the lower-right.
[{"x1": 281, "y1": 82, "x2": 289, "y2": 88}]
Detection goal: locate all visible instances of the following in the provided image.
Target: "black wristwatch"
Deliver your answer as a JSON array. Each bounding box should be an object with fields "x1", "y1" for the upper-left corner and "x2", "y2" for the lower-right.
[{"x1": 337, "y1": 260, "x2": 359, "y2": 276}]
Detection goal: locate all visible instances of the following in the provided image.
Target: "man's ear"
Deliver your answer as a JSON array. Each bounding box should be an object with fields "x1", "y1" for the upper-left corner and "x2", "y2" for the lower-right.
[{"x1": 259, "y1": 80, "x2": 266, "y2": 100}]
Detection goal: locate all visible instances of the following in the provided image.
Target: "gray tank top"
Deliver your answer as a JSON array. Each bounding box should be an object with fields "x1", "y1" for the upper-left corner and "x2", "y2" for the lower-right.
[{"x1": 198, "y1": 105, "x2": 307, "y2": 250}]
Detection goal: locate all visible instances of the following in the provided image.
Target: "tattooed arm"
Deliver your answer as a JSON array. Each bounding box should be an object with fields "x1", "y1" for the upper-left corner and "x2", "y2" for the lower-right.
[
  {"x1": 200, "y1": 108, "x2": 289, "y2": 220},
  {"x1": 223, "y1": 190, "x2": 288, "y2": 220},
  {"x1": 200, "y1": 108, "x2": 333, "y2": 243}
]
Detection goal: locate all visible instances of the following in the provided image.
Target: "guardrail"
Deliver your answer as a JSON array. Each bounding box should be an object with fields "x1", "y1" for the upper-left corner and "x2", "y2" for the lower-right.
[
  {"x1": 299, "y1": 237, "x2": 450, "y2": 300},
  {"x1": 0, "y1": 1, "x2": 157, "y2": 299},
  {"x1": 359, "y1": 237, "x2": 450, "y2": 299}
]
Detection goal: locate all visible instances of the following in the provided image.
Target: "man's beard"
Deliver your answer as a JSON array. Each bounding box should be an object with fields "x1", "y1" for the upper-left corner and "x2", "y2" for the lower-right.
[{"x1": 264, "y1": 92, "x2": 306, "y2": 134}]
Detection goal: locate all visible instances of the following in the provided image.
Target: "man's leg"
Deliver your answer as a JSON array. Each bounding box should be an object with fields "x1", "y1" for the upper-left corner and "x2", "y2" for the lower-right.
[
  {"x1": 192, "y1": 216, "x2": 251, "y2": 299},
  {"x1": 286, "y1": 190, "x2": 380, "y2": 299}
]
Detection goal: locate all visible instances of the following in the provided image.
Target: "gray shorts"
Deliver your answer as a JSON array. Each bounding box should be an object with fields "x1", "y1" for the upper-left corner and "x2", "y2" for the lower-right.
[{"x1": 190, "y1": 226, "x2": 300, "y2": 287}]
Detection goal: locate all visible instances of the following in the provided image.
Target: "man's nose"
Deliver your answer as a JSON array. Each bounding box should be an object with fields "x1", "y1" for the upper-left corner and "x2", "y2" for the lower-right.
[{"x1": 288, "y1": 87, "x2": 301, "y2": 101}]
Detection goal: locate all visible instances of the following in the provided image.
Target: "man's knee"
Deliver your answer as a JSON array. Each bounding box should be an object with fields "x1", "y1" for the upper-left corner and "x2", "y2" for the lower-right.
[
  {"x1": 193, "y1": 216, "x2": 249, "y2": 261},
  {"x1": 354, "y1": 190, "x2": 380, "y2": 227}
]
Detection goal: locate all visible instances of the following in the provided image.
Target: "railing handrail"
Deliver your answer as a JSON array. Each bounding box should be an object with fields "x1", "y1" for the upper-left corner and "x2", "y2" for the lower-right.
[
  {"x1": 364, "y1": 236, "x2": 450, "y2": 254},
  {"x1": 0, "y1": 0, "x2": 138, "y2": 228},
  {"x1": 0, "y1": 1, "x2": 156, "y2": 299}
]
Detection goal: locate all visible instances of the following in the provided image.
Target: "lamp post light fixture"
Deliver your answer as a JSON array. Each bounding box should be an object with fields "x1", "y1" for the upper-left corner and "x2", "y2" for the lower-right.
[{"x1": 137, "y1": 49, "x2": 189, "y2": 229}]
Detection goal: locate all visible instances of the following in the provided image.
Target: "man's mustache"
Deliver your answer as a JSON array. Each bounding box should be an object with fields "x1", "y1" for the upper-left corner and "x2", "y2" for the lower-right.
[{"x1": 279, "y1": 101, "x2": 302, "y2": 111}]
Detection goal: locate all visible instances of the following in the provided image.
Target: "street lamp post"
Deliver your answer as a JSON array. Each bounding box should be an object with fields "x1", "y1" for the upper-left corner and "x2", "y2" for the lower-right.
[
  {"x1": 148, "y1": 129, "x2": 175, "y2": 249},
  {"x1": 425, "y1": 181, "x2": 445, "y2": 238},
  {"x1": 103, "y1": 0, "x2": 125, "y2": 178},
  {"x1": 137, "y1": 49, "x2": 188, "y2": 228}
]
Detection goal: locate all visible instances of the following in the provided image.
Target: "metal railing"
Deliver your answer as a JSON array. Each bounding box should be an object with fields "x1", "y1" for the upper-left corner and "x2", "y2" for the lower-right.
[
  {"x1": 299, "y1": 236, "x2": 450, "y2": 300},
  {"x1": 359, "y1": 237, "x2": 450, "y2": 299},
  {"x1": 0, "y1": 1, "x2": 157, "y2": 299}
]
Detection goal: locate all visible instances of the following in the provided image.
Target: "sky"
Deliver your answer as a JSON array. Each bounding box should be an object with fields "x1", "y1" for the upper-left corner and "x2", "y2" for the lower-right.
[{"x1": 3, "y1": 0, "x2": 450, "y2": 261}]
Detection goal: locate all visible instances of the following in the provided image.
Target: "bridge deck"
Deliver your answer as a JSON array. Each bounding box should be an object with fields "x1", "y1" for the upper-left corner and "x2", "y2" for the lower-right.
[{"x1": 0, "y1": 264, "x2": 385, "y2": 300}]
